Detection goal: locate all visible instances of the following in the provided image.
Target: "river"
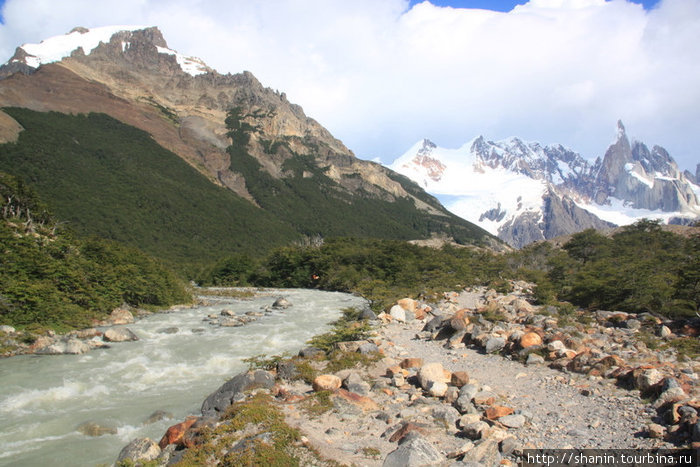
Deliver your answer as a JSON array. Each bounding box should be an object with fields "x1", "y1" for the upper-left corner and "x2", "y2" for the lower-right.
[{"x1": 0, "y1": 288, "x2": 366, "y2": 466}]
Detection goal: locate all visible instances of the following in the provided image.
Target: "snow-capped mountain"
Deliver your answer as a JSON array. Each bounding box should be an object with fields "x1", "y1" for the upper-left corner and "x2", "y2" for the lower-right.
[
  {"x1": 0, "y1": 25, "x2": 212, "y2": 78},
  {"x1": 389, "y1": 121, "x2": 700, "y2": 247}
]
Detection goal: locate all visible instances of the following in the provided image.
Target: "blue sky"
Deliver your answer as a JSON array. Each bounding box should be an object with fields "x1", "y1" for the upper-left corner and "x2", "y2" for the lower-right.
[{"x1": 0, "y1": 0, "x2": 697, "y2": 171}]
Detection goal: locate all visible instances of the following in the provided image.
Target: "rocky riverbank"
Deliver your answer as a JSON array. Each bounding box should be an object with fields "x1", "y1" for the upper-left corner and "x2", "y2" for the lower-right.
[{"x1": 116, "y1": 282, "x2": 700, "y2": 466}]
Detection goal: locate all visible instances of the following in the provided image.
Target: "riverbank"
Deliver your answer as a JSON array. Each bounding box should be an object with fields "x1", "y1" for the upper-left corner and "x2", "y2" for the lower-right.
[{"x1": 120, "y1": 281, "x2": 700, "y2": 465}]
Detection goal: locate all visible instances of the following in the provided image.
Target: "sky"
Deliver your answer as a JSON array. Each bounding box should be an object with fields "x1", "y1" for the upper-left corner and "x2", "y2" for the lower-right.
[{"x1": 0, "y1": 0, "x2": 698, "y2": 172}]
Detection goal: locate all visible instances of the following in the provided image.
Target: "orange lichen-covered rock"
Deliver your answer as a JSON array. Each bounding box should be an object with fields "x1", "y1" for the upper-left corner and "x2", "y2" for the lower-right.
[{"x1": 159, "y1": 416, "x2": 198, "y2": 449}]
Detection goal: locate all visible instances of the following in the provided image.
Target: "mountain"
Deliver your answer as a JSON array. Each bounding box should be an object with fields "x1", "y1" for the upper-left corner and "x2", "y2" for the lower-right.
[
  {"x1": 0, "y1": 26, "x2": 500, "y2": 266},
  {"x1": 389, "y1": 122, "x2": 700, "y2": 248}
]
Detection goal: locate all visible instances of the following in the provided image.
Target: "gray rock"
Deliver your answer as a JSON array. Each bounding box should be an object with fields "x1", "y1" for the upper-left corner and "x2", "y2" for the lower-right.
[
  {"x1": 454, "y1": 395, "x2": 478, "y2": 414},
  {"x1": 659, "y1": 325, "x2": 672, "y2": 338},
  {"x1": 358, "y1": 342, "x2": 380, "y2": 355},
  {"x1": 0, "y1": 325, "x2": 15, "y2": 333},
  {"x1": 103, "y1": 327, "x2": 139, "y2": 342},
  {"x1": 158, "y1": 327, "x2": 179, "y2": 334},
  {"x1": 431, "y1": 405, "x2": 460, "y2": 430},
  {"x1": 361, "y1": 307, "x2": 378, "y2": 320},
  {"x1": 272, "y1": 297, "x2": 292, "y2": 309},
  {"x1": 390, "y1": 305, "x2": 406, "y2": 323},
  {"x1": 404, "y1": 310, "x2": 416, "y2": 322},
  {"x1": 462, "y1": 439, "x2": 501, "y2": 467},
  {"x1": 277, "y1": 360, "x2": 298, "y2": 380},
  {"x1": 299, "y1": 346, "x2": 324, "y2": 358},
  {"x1": 484, "y1": 337, "x2": 505, "y2": 354},
  {"x1": 526, "y1": 353, "x2": 545, "y2": 365},
  {"x1": 77, "y1": 421, "x2": 117, "y2": 436},
  {"x1": 201, "y1": 370, "x2": 275, "y2": 416},
  {"x1": 64, "y1": 338, "x2": 90, "y2": 354},
  {"x1": 423, "y1": 316, "x2": 445, "y2": 333},
  {"x1": 143, "y1": 410, "x2": 173, "y2": 425},
  {"x1": 459, "y1": 384, "x2": 479, "y2": 400},
  {"x1": 461, "y1": 421, "x2": 490, "y2": 440},
  {"x1": 117, "y1": 437, "x2": 161, "y2": 463},
  {"x1": 498, "y1": 414, "x2": 526, "y2": 428},
  {"x1": 343, "y1": 372, "x2": 371, "y2": 395},
  {"x1": 624, "y1": 319, "x2": 641, "y2": 330},
  {"x1": 383, "y1": 434, "x2": 444, "y2": 467}
]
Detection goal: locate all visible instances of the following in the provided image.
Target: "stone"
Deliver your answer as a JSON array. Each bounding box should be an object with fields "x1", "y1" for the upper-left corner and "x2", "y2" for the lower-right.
[
  {"x1": 360, "y1": 307, "x2": 378, "y2": 320},
  {"x1": 103, "y1": 327, "x2": 139, "y2": 342},
  {"x1": 423, "y1": 316, "x2": 445, "y2": 333},
  {"x1": 0, "y1": 325, "x2": 16, "y2": 333},
  {"x1": 358, "y1": 342, "x2": 380, "y2": 355},
  {"x1": 388, "y1": 422, "x2": 429, "y2": 442},
  {"x1": 485, "y1": 405, "x2": 514, "y2": 420},
  {"x1": 432, "y1": 405, "x2": 460, "y2": 430},
  {"x1": 484, "y1": 337, "x2": 506, "y2": 354},
  {"x1": 390, "y1": 305, "x2": 407, "y2": 323},
  {"x1": 201, "y1": 370, "x2": 275, "y2": 416},
  {"x1": 271, "y1": 297, "x2": 291, "y2": 309},
  {"x1": 334, "y1": 389, "x2": 379, "y2": 411},
  {"x1": 458, "y1": 414, "x2": 482, "y2": 428},
  {"x1": 299, "y1": 346, "x2": 324, "y2": 358},
  {"x1": 343, "y1": 372, "x2": 371, "y2": 395},
  {"x1": 473, "y1": 391, "x2": 497, "y2": 406},
  {"x1": 117, "y1": 438, "x2": 161, "y2": 463},
  {"x1": 444, "y1": 386, "x2": 460, "y2": 404},
  {"x1": 277, "y1": 360, "x2": 298, "y2": 380},
  {"x1": 397, "y1": 298, "x2": 418, "y2": 313},
  {"x1": 64, "y1": 338, "x2": 90, "y2": 354},
  {"x1": 383, "y1": 434, "x2": 444, "y2": 467},
  {"x1": 400, "y1": 358, "x2": 424, "y2": 369},
  {"x1": 624, "y1": 318, "x2": 642, "y2": 329},
  {"x1": 428, "y1": 381, "x2": 448, "y2": 398},
  {"x1": 462, "y1": 421, "x2": 491, "y2": 440},
  {"x1": 109, "y1": 308, "x2": 134, "y2": 325},
  {"x1": 417, "y1": 362, "x2": 448, "y2": 390},
  {"x1": 159, "y1": 416, "x2": 198, "y2": 449},
  {"x1": 652, "y1": 387, "x2": 687, "y2": 409},
  {"x1": 659, "y1": 325, "x2": 673, "y2": 338},
  {"x1": 547, "y1": 340, "x2": 565, "y2": 351},
  {"x1": 220, "y1": 309, "x2": 236, "y2": 317},
  {"x1": 158, "y1": 327, "x2": 179, "y2": 334},
  {"x1": 451, "y1": 371, "x2": 470, "y2": 387},
  {"x1": 459, "y1": 384, "x2": 479, "y2": 401},
  {"x1": 636, "y1": 368, "x2": 664, "y2": 392},
  {"x1": 498, "y1": 414, "x2": 526, "y2": 429},
  {"x1": 450, "y1": 309, "x2": 471, "y2": 331},
  {"x1": 462, "y1": 439, "x2": 501, "y2": 467},
  {"x1": 336, "y1": 340, "x2": 363, "y2": 352},
  {"x1": 520, "y1": 332, "x2": 543, "y2": 349},
  {"x1": 312, "y1": 374, "x2": 342, "y2": 392},
  {"x1": 646, "y1": 423, "x2": 665, "y2": 439},
  {"x1": 526, "y1": 353, "x2": 545, "y2": 365},
  {"x1": 77, "y1": 421, "x2": 117, "y2": 436}
]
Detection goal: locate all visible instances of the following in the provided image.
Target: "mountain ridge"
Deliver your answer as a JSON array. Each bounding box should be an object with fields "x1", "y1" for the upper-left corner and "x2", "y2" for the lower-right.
[{"x1": 390, "y1": 122, "x2": 700, "y2": 247}]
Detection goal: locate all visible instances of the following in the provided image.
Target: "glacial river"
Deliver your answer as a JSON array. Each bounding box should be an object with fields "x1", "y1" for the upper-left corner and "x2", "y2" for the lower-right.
[{"x1": 0, "y1": 288, "x2": 366, "y2": 466}]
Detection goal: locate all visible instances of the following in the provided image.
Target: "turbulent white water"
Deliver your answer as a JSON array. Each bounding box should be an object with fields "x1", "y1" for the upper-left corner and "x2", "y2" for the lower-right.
[{"x1": 0, "y1": 288, "x2": 366, "y2": 466}]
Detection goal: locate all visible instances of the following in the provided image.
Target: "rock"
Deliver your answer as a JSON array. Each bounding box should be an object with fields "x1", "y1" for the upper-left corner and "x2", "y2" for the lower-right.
[
  {"x1": 158, "y1": 327, "x2": 179, "y2": 334},
  {"x1": 461, "y1": 439, "x2": 501, "y2": 467},
  {"x1": 659, "y1": 325, "x2": 672, "y2": 338},
  {"x1": 458, "y1": 414, "x2": 482, "y2": 428},
  {"x1": 228, "y1": 432, "x2": 274, "y2": 454},
  {"x1": 647, "y1": 423, "x2": 665, "y2": 439},
  {"x1": 432, "y1": 405, "x2": 460, "y2": 430},
  {"x1": 500, "y1": 437, "x2": 518, "y2": 457},
  {"x1": 271, "y1": 297, "x2": 291, "y2": 309},
  {"x1": 519, "y1": 332, "x2": 543, "y2": 349},
  {"x1": 462, "y1": 421, "x2": 491, "y2": 440},
  {"x1": 333, "y1": 389, "x2": 379, "y2": 411},
  {"x1": 277, "y1": 360, "x2": 298, "y2": 380},
  {"x1": 343, "y1": 372, "x2": 371, "y2": 395},
  {"x1": 109, "y1": 307, "x2": 134, "y2": 325},
  {"x1": 35, "y1": 342, "x2": 67, "y2": 355},
  {"x1": 547, "y1": 340, "x2": 565, "y2": 351},
  {"x1": 360, "y1": 307, "x2": 378, "y2": 320},
  {"x1": 417, "y1": 362, "x2": 448, "y2": 390},
  {"x1": 201, "y1": 370, "x2": 275, "y2": 416},
  {"x1": 299, "y1": 346, "x2": 324, "y2": 358},
  {"x1": 358, "y1": 342, "x2": 380, "y2": 355},
  {"x1": 64, "y1": 338, "x2": 90, "y2": 354},
  {"x1": 485, "y1": 337, "x2": 506, "y2": 354},
  {"x1": 451, "y1": 371, "x2": 470, "y2": 387},
  {"x1": 0, "y1": 325, "x2": 16, "y2": 333},
  {"x1": 636, "y1": 368, "x2": 664, "y2": 392},
  {"x1": 77, "y1": 421, "x2": 117, "y2": 436},
  {"x1": 401, "y1": 358, "x2": 424, "y2": 369},
  {"x1": 624, "y1": 318, "x2": 642, "y2": 329},
  {"x1": 473, "y1": 391, "x2": 497, "y2": 406},
  {"x1": 383, "y1": 434, "x2": 444, "y2": 467},
  {"x1": 450, "y1": 309, "x2": 471, "y2": 331},
  {"x1": 144, "y1": 410, "x2": 173, "y2": 425},
  {"x1": 485, "y1": 405, "x2": 514, "y2": 420},
  {"x1": 498, "y1": 414, "x2": 526, "y2": 428},
  {"x1": 526, "y1": 353, "x2": 545, "y2": 365},
  {"x1": 182, "y1": 417, "x2": 218, "y2": 449},
  {"x1": 423, "y1": 316, "x2": 445, "y2": 333},
  {"x1": 390, "y1": 305, "x2": 407, "y2": 323},
  {"x1": 398, "y1": 298, "x2": 418, "y2": 313},
  {"x1": 428, "y1": 381, "x2": 448, "y2": 398},
  {"x1": 159, "y1": 416, "x2": 198, "y2": 449},
  {"x1": 459, "y1": 384, "x2": 479, "y2": 401},
  {"x1": 312, "y1": 374, "x2": 342, "y2": 392},
  {"x1": 653, "y1": 387, "x2": 687, "y2": 409},
  {"x1": 220, "y1": 309, "x2": 236, "y2": 317},
  {"x1": 103, "y1": 327, "x2": 139, "y2": 342},
  {"x1": 388, "y1": 422, "x2": 429, "y2": 443},
  {"x1": 117, "y1": 438, "x2": 161, "y2": 463},
  {"x1": 336, "y1": 340, "x2": 363, "y2": 352}
]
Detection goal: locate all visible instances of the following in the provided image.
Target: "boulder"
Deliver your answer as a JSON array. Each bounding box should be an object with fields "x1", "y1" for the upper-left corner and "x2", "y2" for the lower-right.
[
  {"x1": 451, "y1": 371, "x2": 470, "y2": 387},
  {"x1": 103, "y1": 327, "x2": 139, "y2": 342},
  {"x1": 400, "y1": 358, "x2": 424, "y2": 369},
  {"x1": 358, "y1": 342, "x2": 380, "y2": 355},
  {"x1": 201, "y1": 370, "x2": 275, "y2": 416},
  {"x1": 485, "y1": 405, "x2": 514, "y2": 420},
  {"x1": 498, "y1": 414, "x2": 526, "y2": 428},
  {"x1": 144, "y1": 410, "x2": 173, "y2": 425},
  {"x1": 461, "y1": 438, "x2": 501, "y2": 467},
  {"x1": 360, "y1": 307, "x2": 378, "y2": 320},
  {"x1": 109, "y1": 308, "x2": 134, "y2": 325},
  {"x1": 271, "y1": 297, "x2": 292, "y2": 309},
  {"x1": 312, "y1": 374, "x2": 342, "y2": 392},
  {"x1": 117, "y1": 438, "x2": 161, "y2": 463},
  {"x1": 77, "y1": 421, "x2": 117, "y2": 436},
  {"x1": 449, "y1": 309, "x2": 471, "y2": 331},
  {"x1": 422, "y1": 315, "x2": 445, "y2": 333},
  {"x1": 636, "y1": 368, "x2": 664, "y2": 393},
  {"x1": 64, "y1": 338, "x2": 90, "y2": 354},
  {"x1": 333, "y1": 389, "x2": 379, "y2": 411},
  {"x1": 520, "y1": 332, "x2": 543, "y2": 349},
  {"x1": 526, "y1": 353, "x2": 545, "y2": 365},
  {"x1": 397, "y1": 298, "x2": 418, "y2": 313},
  {"x1": 417, "y1": 362, "x2": 448, "y2": 390},
  {"x1": 427, "y1": 381, "x2": 448, "y2": 398},
  {"x1": 343, "y1": 372, "x2": 371, "y2": 395},
  {"x1": 485, "y1": 336, "x2": 506, "y2": 354},
  {"x1": 659, "y1": 325, "x2": 672, "y2": 338},
  {"x1": 389, "y1": 305, "x2": 406, "y2": 323},
  {"x1": 159, "y1": 416, "x2": 198, "y2": 449},
  {"x1": 299, "y1": 346, "x2": 324, "y2": 358},
  {"x1": 0, "y1": 325, "x2": 15, "y2": 334},
  {"x1": 461, "y1": 421, "x2": 491, "y2": 440},
  {"x1": 431, "y1": 405, "x2": 460, "y2": 430},
  {"x1": 383, "y1": 434, "x2": 444, "y2": 467}
]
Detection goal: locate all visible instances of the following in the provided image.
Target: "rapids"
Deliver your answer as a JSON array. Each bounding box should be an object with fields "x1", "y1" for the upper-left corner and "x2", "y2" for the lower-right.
[{"x1": 0, "y1": 288, "x2": 366, "y2": 466}]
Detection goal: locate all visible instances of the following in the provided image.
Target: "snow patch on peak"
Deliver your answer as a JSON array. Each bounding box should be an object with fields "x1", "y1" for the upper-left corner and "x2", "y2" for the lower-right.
[
  {"x1": 17, "y1": 25, "x2": 148, "y2": 68},
  {"x1": 155, "y1": 45, "x2": 210, "y2": 76}
]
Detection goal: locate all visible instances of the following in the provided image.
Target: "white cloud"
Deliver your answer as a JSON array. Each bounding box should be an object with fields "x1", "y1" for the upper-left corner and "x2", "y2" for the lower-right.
[{"x1": 0, "y1": 0, "x2": 698, "y2": 170}]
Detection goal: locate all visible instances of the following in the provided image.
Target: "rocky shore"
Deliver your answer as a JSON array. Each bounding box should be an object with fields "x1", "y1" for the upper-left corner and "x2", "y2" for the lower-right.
[{"x1": 117, "y1": 282, "x2": 699, "y2": 466}]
